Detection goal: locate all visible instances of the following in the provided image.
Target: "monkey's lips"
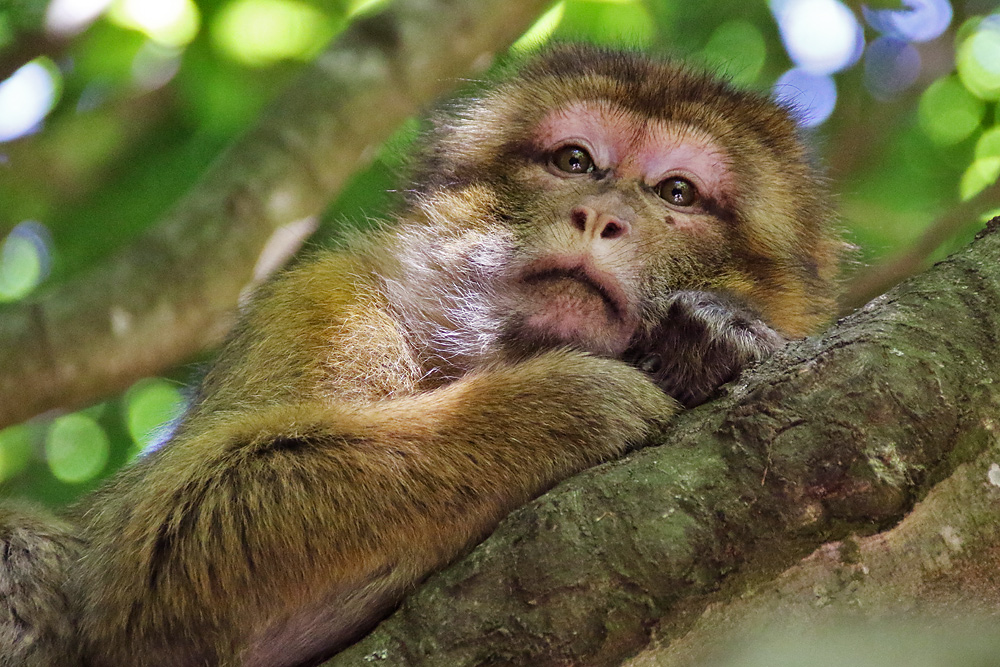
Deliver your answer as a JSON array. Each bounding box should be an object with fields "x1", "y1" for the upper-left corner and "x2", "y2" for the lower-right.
[{"x1": 516, "y1": 260, "x2": 636, "y2": 355}]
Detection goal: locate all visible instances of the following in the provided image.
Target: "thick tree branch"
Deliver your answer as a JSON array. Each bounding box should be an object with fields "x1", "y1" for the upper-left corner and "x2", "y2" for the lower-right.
[
  {"x1": 627, "y1": 429, "x2": 1000, "y2": 666},
  {"x1": 327, "y1": 218, "x2": 1000, "y2": 666},
  {"x1": 0, "y1": 0, "x2": 552, "y2": 430}
]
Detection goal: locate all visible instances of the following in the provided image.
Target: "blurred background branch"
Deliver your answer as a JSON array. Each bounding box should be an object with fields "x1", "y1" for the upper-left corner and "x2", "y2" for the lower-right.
[
  {"x1": 0, "y1": 0, "x2": 551, "y2": 432},
  {"x1": 843, "y1": 178, "x2": 1000, "y2": 309},
  {"x1": 1, "y1": 0, "x2": 999, "y2": 505}
]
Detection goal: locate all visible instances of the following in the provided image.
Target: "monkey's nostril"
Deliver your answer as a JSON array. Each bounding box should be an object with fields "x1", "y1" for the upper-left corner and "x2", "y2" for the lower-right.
[
  {"x1": 601, "y1": 220, "x2": 624, "y2": 239},
  {"x1": 570, "y1": 208, "x2": 589, "y2": 231}
]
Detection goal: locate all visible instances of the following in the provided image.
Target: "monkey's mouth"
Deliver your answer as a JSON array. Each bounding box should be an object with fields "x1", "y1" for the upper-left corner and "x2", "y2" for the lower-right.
[
  {"x1": 521, "y1": 266, "x2": 627, "y2": 321},
  {"x1": 515, "y1": 259, "x2": 635, "y2": 355}
]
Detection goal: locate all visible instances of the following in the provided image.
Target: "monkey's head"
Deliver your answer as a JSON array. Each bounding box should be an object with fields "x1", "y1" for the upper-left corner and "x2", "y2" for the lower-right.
[{"x1": 395, "y1": 45, "x2": 840, "y2": 368}]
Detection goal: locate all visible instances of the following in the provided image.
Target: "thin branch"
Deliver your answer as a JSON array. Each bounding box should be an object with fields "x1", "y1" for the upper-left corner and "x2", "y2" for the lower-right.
[
  {"x1": 0, "y1": 0, "x2": 554, "y2": 430},
  {"x1": 841, "y1": 177, "x2": 1000, "y2": 311}
]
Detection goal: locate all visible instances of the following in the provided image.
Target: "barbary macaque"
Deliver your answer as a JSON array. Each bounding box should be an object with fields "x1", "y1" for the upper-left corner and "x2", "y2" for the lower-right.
[{"x1": 0, "y1": 44, "x2": 839, "y2": 667}]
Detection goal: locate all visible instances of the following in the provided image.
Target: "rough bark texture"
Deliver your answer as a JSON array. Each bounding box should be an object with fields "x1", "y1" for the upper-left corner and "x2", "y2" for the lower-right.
[
  {"x1": 0, "y1": 0, "x2": 552, "y2": 430},
  {"x1": 626, "y1": 429, "x2": 1000, "y2": 666},
  {"x1": 325, "y1": 219, "x2": 1000, "y2": 666}
]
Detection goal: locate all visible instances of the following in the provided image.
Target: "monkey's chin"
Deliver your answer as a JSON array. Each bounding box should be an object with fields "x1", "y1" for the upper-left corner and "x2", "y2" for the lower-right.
[{"x1": 522, "y1": 310, "x2": 633, "y2": 356}]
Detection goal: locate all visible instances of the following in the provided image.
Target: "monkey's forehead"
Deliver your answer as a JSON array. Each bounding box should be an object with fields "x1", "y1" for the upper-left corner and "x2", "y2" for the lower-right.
[{"x1": 462, "y1": 45, "x2": 805, "y2": 160}]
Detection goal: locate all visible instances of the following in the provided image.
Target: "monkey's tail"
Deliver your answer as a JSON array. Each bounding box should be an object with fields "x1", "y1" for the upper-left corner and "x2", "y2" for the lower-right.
[{"x1": 0, "y1": 502, "x2": 83, "y2": 667}]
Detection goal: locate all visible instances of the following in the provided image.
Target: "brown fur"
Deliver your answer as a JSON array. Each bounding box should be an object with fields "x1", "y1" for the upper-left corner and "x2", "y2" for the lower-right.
[
  {"x1": 0, "y1": 45, "x2": 839, "y2": 666},
  {"x1": 0, "y1": 504, "x2": 82, "y2": 667}
]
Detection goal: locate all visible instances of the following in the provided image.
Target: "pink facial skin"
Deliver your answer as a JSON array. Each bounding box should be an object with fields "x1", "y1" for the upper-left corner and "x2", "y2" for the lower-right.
[
  {"x1": 511, "y1": 100, "x2": 735, "y2": 355},
  {"x1": 516, "y1": 253, "x2": 638, "y2": 356},
  {"x1": 534, "y1": 100, "x2": 734, "y2": 213}
]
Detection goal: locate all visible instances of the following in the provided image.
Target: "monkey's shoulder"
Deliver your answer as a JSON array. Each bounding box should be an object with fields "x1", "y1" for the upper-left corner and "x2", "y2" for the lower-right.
[{"x1": 201, "y1": 248, "x2": 418, "y2": 409}]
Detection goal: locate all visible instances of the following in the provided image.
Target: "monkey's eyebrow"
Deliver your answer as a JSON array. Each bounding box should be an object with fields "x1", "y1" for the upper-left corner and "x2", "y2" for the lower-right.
[
  {"x1": 500, "y1": 138, "x2": 554, "y2": 165},
  {"x1": 698, "y1": 196, "x2": 739, "y2": 223}
]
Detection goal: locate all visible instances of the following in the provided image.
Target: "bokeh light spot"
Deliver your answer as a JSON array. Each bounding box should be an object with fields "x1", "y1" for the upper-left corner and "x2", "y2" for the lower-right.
[
  {"x1": 963, "y1": 126, "x2": 1000, "y2": 200},
  {"x1": 512, "y1": 1, "x2": 565, "y2": 52},
  {"x1": 46, "y1": 0, "x2": 115, "y2": 35},
  {"x1": 977, "y1": 126, "x2": 1000, "y2": 160},
  {"x1": 45, "y1": 414, "x2": 110, "y2": 484},
  {"x1": 981, "y1": 207, "x2": 1000, "y2": 222},
  {"x1": 213, "y1": 0, "x2": 336, "y2": 66},
  {"x1": 556, "y1": 0, "x2": 654, "y2": 47},
  {"x1": 345, "y1": 0, "x2": 392, "y2": 18},
  {"x1": 960, "y1": 158, "x2": 1000, "y2": 201},
  {"x1": 918, "y1": 75, "x2": 985, "y2": 145},
  {"x1": 956, "y1": 16, "x2": 1000, "y2": 101},
  {"x1": 0, "y1": 59, "x2": 61, "y2": 143},
  {"x1": 0, "y1": 221, "x2": 52, "y2": 302},
  {"x1": 0, "y1": 424, "x2": 35, "y2": 483},
  {"x1": 108, "y1": 0, "x2": 200, "y2": 47},
  {"x1": 700, "y1": 20, "x2": 767, "y2": 85},
  {"x1": 864, "y1": 36, "x2": 921, "y2": 99},
  {"x1": 131, "y1": 41, "x2": 182, "y2": 90},
  {"x1": 125, "y1": 378, "x2": 185, "y2": 453},
  {"x1": 864, "y1": 0, "x2": 952, "y2": 42},
  {"x1": 773, "y1": 68, "x2": 838, "y2": 127},
  {"x1": 772, "y1": 0, "x2": 863, "y2": 74}
]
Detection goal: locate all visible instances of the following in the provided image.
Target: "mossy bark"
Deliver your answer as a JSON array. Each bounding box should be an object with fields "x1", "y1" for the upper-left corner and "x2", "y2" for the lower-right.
[{"x1": 625, "y1": 430, "x2": 1000, "y2": 667}]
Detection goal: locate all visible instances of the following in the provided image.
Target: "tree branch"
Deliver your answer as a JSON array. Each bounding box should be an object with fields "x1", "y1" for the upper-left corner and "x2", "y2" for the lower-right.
[
  {"x1": 627, "y1": 427, "x2": 1000, "y2": 666},
  {"x1": 0, "y1": 0, "x2": 553, "y2": 430},
  {"x1": 841, "y1": 178, "x2": 1000, "y2": 311},
  {"x1": 326, "y1": 218, "x2": 1000, "y2": 666}
]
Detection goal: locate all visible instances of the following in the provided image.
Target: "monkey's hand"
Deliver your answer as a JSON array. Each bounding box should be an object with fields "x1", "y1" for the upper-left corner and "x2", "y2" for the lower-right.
[
  {"x1": 622, "y1": 291, "x2": 787, "y2": 408},
  {"x1": 464, "y1": 349, "x2": 680, "y2": 459}
]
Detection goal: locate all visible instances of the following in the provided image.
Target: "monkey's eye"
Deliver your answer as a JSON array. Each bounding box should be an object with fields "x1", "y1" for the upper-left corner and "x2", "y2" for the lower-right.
[
  {"x1": 656, "y1": 177, "x2": 698, "y2": 207},
  {"x1": 551, "y1": 145, "x2": 595, "y2": 174}
]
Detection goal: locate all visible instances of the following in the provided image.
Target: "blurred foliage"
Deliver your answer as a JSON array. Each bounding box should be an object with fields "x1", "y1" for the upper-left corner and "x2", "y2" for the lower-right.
[
  {"x1": 0, "y1": 0, "x2": 48, "y2": 32},
  {"x1": 1, "y1": 0, "x2": 999, "y2": 506},
  {"x1": 704, "y1": 619, "x2": 1000, "y2": 667}
]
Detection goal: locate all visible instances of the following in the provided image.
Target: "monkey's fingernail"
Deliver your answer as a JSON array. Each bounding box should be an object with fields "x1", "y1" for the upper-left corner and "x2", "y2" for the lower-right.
[{"x1": 637, "y1": 353, "x2": 663, "y2": 375}]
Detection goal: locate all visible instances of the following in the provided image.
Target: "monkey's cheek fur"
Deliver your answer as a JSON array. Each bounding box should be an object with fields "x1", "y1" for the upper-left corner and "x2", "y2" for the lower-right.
[{"x1": 517, "y1": 275, "x2": 637, "y2": 355}]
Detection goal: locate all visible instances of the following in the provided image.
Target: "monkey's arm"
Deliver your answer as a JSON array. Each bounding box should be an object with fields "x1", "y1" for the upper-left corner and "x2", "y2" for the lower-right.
[{"x1": 76, "y1": 349, "x2": 675, "y2": 667}]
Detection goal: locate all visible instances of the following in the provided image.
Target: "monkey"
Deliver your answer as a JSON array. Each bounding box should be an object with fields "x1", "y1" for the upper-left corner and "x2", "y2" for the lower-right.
[
  {"x1": 0, "y1": 503, "x2": 82, "y2": 667},
  {"x1": 0, "y1": 44, "x2": 840, "y2": 667}
]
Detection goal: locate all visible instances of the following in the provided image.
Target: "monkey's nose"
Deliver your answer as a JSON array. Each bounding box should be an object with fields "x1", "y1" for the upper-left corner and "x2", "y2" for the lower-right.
[{"x1": 570, "y1": 206, "x2": 631, "y2": 240}]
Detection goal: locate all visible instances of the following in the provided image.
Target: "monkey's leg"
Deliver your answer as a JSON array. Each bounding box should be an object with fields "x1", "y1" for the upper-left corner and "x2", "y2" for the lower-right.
[{"x1": 78, "y1": 349, "x2": 676, "y2": 667}]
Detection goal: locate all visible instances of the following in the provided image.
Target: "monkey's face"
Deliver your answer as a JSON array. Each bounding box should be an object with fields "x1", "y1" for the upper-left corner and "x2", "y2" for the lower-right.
[
  {"x1": 401, "y1": 47, "x2": 841, "y2": 370},
  {"x1": 494, "y1": 99, "x2": 741, "y2": 358}
]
